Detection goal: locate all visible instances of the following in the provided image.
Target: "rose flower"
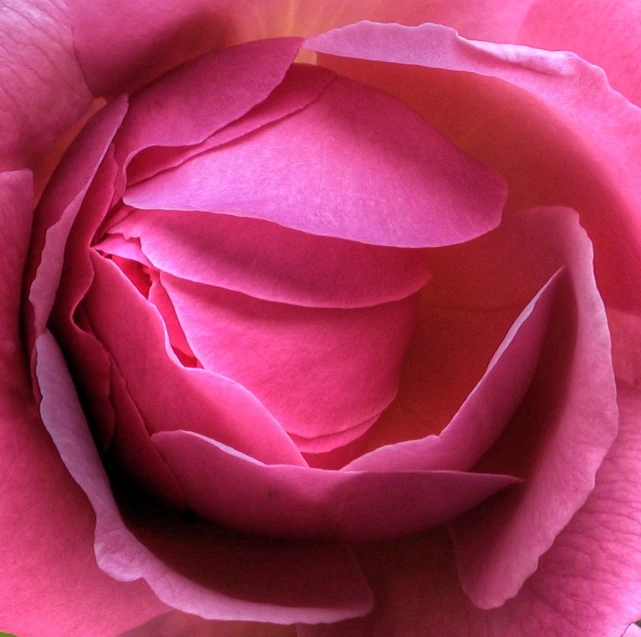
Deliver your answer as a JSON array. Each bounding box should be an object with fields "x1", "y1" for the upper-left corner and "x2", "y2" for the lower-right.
[{"x1": 2, "y1": 2, "x2": 641, "y2": 637}]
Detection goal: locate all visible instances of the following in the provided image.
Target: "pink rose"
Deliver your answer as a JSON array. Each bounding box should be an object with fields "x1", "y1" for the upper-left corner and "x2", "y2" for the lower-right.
[{"x1": 2, "y1": 2, "x2": 641, "y2": 637}]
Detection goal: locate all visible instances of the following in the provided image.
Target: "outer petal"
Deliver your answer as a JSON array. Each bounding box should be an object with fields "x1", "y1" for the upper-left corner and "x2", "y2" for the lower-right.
[
  {"x1": 34, "y1": 329, "x2": 374, "y2": 624},
  {"x1": 0, "y1": 171, "x2": 166, "y2": 637},
  {"x1": 305, "y1": 21, "x2": 641, "y2": 313},
  {"x1": 65, "y1": 0, "x2": 537, "y2": 97},
  {"x1": 297, "y1": 384, "x2": 641, "y2": 637},
  {"x1": 519, "y1": 0, "x2": 641, "y2": 107},
  {"x1": 0, "y1": 0, "x2": 92, "y2": 167}
]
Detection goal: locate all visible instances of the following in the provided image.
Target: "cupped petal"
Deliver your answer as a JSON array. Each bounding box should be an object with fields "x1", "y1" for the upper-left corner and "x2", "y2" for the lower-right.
[
  {"x1": 160, "y1": 273, "x2": 418, "y2": 445},
  {"x1": 443, "y1": 208, "x2": 617, "y2": 608},
  {"x1": 345, "y1": 269, "x2": 559, "y2": 472},
  {"x1": 518, "y1": 0, "x2": 641, "y2": 107},
  {"x1": 84, "y1": 252, "x2": 304, "y2": 466},
  {"x1": 297, "y1": 383, "x2": 641, "y2": 637},
  {"x1": 35, "y1": 330, "x2": 373, "y2": 624},
  {"x1": 67, "y1": 0, "x2": 537, "y2": 101},
  {"x1": 27, "y1": 96, "x2": 128, "y2": 342},
  {"x1": 113, "y1": 38, "x2": 302, "y2": 177},
  {"x1": 100, "y1": 209, "x2": 430, "y2": 308},
  {"x1": 0, "y1": 0, "x2": 93, "y2": 167},
  {"x1": 0, "y1": 171, "x2": 166, "y2": 637},
  {"x1": 124, "y1": 74, "x2": 507, "y2": 248},
  {"x1": 153, "y1": 428, "x2": 519, "y2": 541},
  {"x1": 305, "y1": 21, "x2": 641, "y2": 312}
]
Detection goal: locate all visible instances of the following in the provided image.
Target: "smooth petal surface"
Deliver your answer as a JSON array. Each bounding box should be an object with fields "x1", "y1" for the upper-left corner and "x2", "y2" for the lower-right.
[
  {"x1": 306, "y1": 21, "x2": 641, "y2": 312},
  {"x1": 153, "y1": 429, "x2": 518, "y2": 541},
  {"x1": 0, "y1": 0, "x2": 92, "y2": 166},
  {"x1": 124, "y1": 75, "x2": 507, "y2": 248},
  {"x1": 161, "y1": 274, "x2": 417, "y2": 444},
  {"x1": 113, "y1": 38, "x2": 302, "y2": 176},
  {"x1": 66, "y1": 0, "x2": 537, "y2": 98},
  {"x1": 85, "y1": 253, "x2": 304, "y2": 466},
  {"x1": 519, "y1": 0, "x2": 641, "y2": 107},
  {"x1": 0, "y1": 171, "x2": 166, "y2": 637},
  {"x1": 297, "y1": 384, "x2": 641, "y2": 637},
  {"x1": 100, "y1": 209, "x2": 430, "y2": 308},
  {"x1": 35, "y1": 329, "x2": 374, "y2": 624}
]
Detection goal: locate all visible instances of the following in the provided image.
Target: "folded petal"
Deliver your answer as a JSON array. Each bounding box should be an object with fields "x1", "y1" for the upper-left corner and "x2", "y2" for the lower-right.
[
  {"x1": 0, "y1": 171, "x2": 166, "y2": 637},
  {"x1": 305, "y1": 21, "x2": 641, "y2": 312},
  {"x1": 35, "y1": 329, "x2": 374, "y2": 624},
  {"x1": 153, "y1": 428, "x2": 518, "y2": 541},
  {"x1": 297, "y1": 383, "x2": 641, "y2": 637},
  {"x1": 85, "y1": 252, "x2": 304, "y2": 466},
  {"x1": 161, "y1": 274, "x2": 418, "y2": 445},
  {"x1": 124, "y1": 74, "x2": 507, "y2": 248},
  {"x1": 519, "y1": 0, "x2": 641, "y2": 107},
  {"x1": 101, "y1": 209, "x2": 429, "y2": 308}
]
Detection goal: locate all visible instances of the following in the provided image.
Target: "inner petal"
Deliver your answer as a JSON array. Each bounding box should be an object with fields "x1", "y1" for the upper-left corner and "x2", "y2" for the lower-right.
[{"x1": 161, "y1": 273, "x2": 419, "y2": 446}]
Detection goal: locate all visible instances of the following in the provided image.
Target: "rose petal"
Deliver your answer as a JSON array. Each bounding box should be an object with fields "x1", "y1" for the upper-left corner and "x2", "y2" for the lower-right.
[
  {"x1": 444, "y1": 208, "x2": 617, "y2": 608},
  {"x1": 85, "y1": 252, "x2": 305, "y2": 466},
  {"x1": 124, "y1": 75, "x2": 507, "y2": 248},
  {"x1": 153, "y1": 428, "x2": 519, "y2": 541},
  {"x1": 0, "y1": 171, "x2": 166, "y2": 637},
  {"x1": 100, "y1": 209, "x2": 430, "y2": 308},
  {"x1": 297, "y1": 383, "x2": 641, "y2": 637},
  {"x1": 346, "y1": 269, "x2": 559, "y2": 472},
  {"x1": 161, "y1": 274, "x2": 418, "y2": 445},
  {"x1": 28, "y1": 96, "x2": 128, "y2": 341},
  {"x1": 35, "y1": 329, "x2": 374, "y2": 624},
  {"x1": 0, "y1": 1, "x2": 92, "y2": 166},
  {"x1": 519, "y1": 0, "x2": 641, "y2": 107},
  {"x1": 305, "y1": 21, "x2": 641, "y2": 311},
  {"x1": 113, "y1": 38, "x2": 303, "y2": 176}
]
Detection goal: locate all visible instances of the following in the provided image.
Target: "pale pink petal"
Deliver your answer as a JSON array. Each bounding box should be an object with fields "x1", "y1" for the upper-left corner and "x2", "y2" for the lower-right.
[
  {"x1": 445, "y1": 208, "x2": 617, "y2": 608},
  {"x1": 121, "y1": 611, "x2": 297, "y2": 637},
  {"x1": 161, "y1": 274, "x2": 418, "y2": 444},
  {"x1": 100, "y1": 209, "x2": 429, "y2": 308},
  {"x1": 608, "y1": 309, "x2": 641, "y2": 390},
  {"x1": 35, "y1": 329, "x2": 374, "y2": 624},
  {"x1": 0, "y1": 1, "x2": 92, "y2": 167},
  {"x1": 66, "y1": 0, "x2": 536, "y2": 98},
  {"x1": 153, "y1": 428, "x2": 518, "y2": 541},
  {"x1": 85, "y1": 252, "x2": 305, "y2": 466},
  {"x1": 346, "y1": 270, "x2": 558, "y2": 472},
  {"x1": 305, "y1": 21, "x2": 641, "y2": 312},
  {"x1": 28, "y1": 96, "x2": 128, "y2": 341},
  {"x1": 0, "y1": 171, "x2": 166, "y2": 637},
  {"x1": 297, "y1": 383, "x2": 641, "y2": 637},
  {"x1": 124, "y1": 75, "x2": 507, "y2": 248},
  {"x1": 519, "y1": 0, "x2": 641, "y2": 107}
]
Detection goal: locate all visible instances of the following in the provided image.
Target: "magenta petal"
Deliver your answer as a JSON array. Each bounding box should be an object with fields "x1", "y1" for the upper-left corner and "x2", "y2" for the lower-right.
[
  {"x1": 161, "y1": 274, "x2": 417, "y2": 443},
  {"x1": 124, "y1": 75, "x2": 507, "y2": 248},
  {"x1": 305, "y1": 20, "x2": 641, "y2": 311},
  {"x1": 114, "y1": 38, "x2": 301, "y2": 171},
  {"x1": 35, "y1": 330, "x2": 371, "y2": 623},
  {"x1": 447, "y1": 208, "x2": 617, "y2": 608},
  {"x1": 298, "y1": 384, "x2": 641, "y2": 637},
  {"x1": 86, "y1": 252, "x2": 304, "y2": 466},
  {"x1": 347, "y1": 270, "x2": 559, "y2": 472},
  {"x1": 101, "y1": 209, "x2": 430, "y2": 308},
  {"x1": 153, "y1": 428, "x2": 519, "y2": 541},
  {"x1": 28, "y1": 96, "x2": 128, "y2": 339}
]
